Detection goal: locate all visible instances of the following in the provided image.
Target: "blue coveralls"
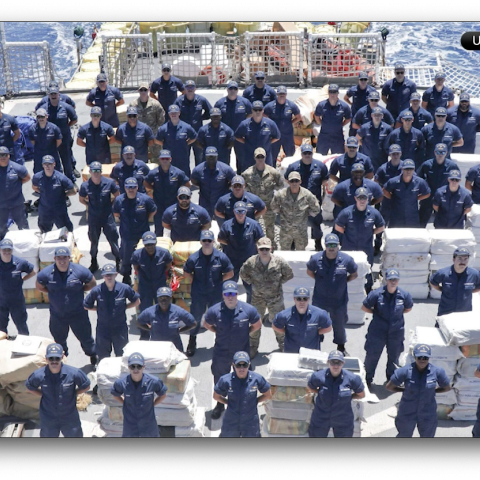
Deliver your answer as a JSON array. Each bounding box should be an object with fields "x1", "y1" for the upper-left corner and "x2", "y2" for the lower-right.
[
  {"x1": 204, "y1": 300, "x2": 260, "y2": 383},
  {"x1": 36, "y1": 93, "x2": 76, "y2": 110},
  {"x1": 79, "y1": 176, "x2": 120, "y2": 260},
  {"x1": 374, "y1": 161, "x2": 403, "y2": 225},
  {"x1": 0, "y1": 255, "x2": 33, "y2": 335},
  {"x1": 111, "y1": 373, "x2": 167, "y2": 437},
  {"x1": 145, "y1": 165, "x2": 189, "y2": 236},
  {"x1": 396, "y1": 107, "x2": 433, "y2": 130},
  {"x1": 315, "y1": 99, "x2": 351, "y2": 155},
  {"x1": 422, "y1": 86, "x2": 455, "y2": 115},
  {"x1": 155, "y1": 120, "x2": 197, "y2": 177},
  {"x1": 242, "y1": 84, "x2": 277, "y2": 106},
  {"x1": 273, "y1": 305, "x2": 332, "y2": 353},
  {"x1": 353, "y1": 105, "x2": 395, "y2": 129},
  {"x1": 137, "y1": 303, "x2": 195, "y2": 352},
  {"x1": 383, "y1": 174, "x2": 431, "y2": 228},
  {"x1": 150, "y1": 75, "x2": 184, "y2": 112},
  {"x1": 447, "y1": 105, "x2": 480, "y2": 154},
  {"x1": 36, "y1": 263, "x2": 96, "y2": 357},
  {"x1": 331, "y1": 178, "x2": 384, "y2": 218},
  {"x1": 86, "y1": 86, "x2": 123, "y2": 128},
  {"x1": 218, "y1": 217, "x2": 264, "y2": 303},
  {"x1": 383, "y1": 126, "x2": 425, "y2": 168},
  {"x1": 307, "y1": 251, "x2": 357, "y2": 345},
  {"x1": 0, "y1": 161, "x2": 29, "y2": 239},
  {"x1": 357, "y1": 121, "x2": 392, "y2": 171},
  {"x1": 472, "y1": 363, "x2": 480, "y2": 437},
  {"x1": 110, "y1": 159, "x2": 150, "y2": 194},
  {"x1": 0, "y1": 113, "x2": 19, "y2": 160},
  {"x1": 31, "y1": 170, "x2": 74, "y2": 233},
  {"x1": 430, "y1": 266, "x2": 480, "y2": 317},
  {"x1": 308, "y1": 368, "x2": 364, "y2": 437},
  {"x1": 234, "y1": 117, "x2": 281, "y2": 171},
  {"x1": 174, "y1": 94, "x2": 212, "y2": 166},
  {"x1": 77, "y1": 121, "x2": 115, "y2": 164},
  {"x1": 162, "y1": 203, "x2": 211, "y2": 243},
  {"x1": 466, "y1": 164, "x2": 480, "y2": 204},
  {"x1": 25, "y1": 364, "x2": 90, "y2": 437},
  {"x1": 112, "y1": 192, "x2": 157, "y2": 276},
  {"x1": 345, "y1": 83, "x2": 377, "y2": 135},
  {"x1": 416, "y1": 157, "x2": 459, "y2": 227},
  {"x1": 328, "y1": 152, "x2": 374, "y2": 182},
  {"x1": 183, "y1": 247, "x2": 234, "y2": 336},
  {"x1": 45, "y1": 101, "x2": 77, "y2": 182},
  {"x1": 214, "y1": 191, "x2": 265, "y2": 228},
  {"x1": 83, "y1": 281, "x2": 139, "y2": 360},
  {"x1": 115, "y1": 121, "x2": 154, "y2": 162},
  {"x1": 191, "y1": 161, "x2": 236, "y2": 217},
  {"x1": 421, "y1": 121, "x2": 463, "y2": 159},
  {"x1": 433, "y1": 185, "x2": 473, "y2": 229},
  {"x1": 28, "y1": 121, "x2": 63, "y2": 174},
  {"x1": 264, "y1": 99, "x2": 300, "y2": 160},
  {"x1": 196, "y1": 122, "x2": 235, "y2": 165},
  {"x1": 381, "y1": 77, "x2": 417, "y2": 119},
  {"x1": 390, "y1": 362, "x2": 450, "y2": 437},
  {"x1": 363, "y1": 285, "x2": 413, "y2": 383},
  {"x1": 214, "y1": 371, "x2": 270, "y2": 437},
  {"x1": 214, "y1": 96, "x2": 252, "y2": 172}
]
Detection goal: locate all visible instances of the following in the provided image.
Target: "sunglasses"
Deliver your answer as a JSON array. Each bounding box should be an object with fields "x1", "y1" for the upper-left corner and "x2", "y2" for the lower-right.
[
  {"x1": 302, "y1": 152, "x2": 313, "y2": 155},
  {"x1": 252, "y1": 108, "x2": 263, "y2": 112},
  {"x1": 201, "y1": 239, "x2": 213, "y2": 243},
  {"x1": 125, "y1": 186, "x2": 138, "y2": 189},
  {"x1": 98, "y1": 80, "x2": 106, "y2": 83},
  {"x1": 256, "y1": 77, "x2": 265, "y2": 80},
  {"x1": 232, "y1": 184, "x2": 243, "y2": 188},
  {"x1": 449, "y1": 178, "x2": 460, "y2": 182},
  {"x1": 139, "y1": 89, "x2": 148, "y2": 92},
  {"x1": 403, "y1": 118, "x2": 413, "y2": 122},
  {"x1": 416, "y1": 356, "x2": 429, "y2": 361},
  {"x1": 162, "y1": 68, "x2": 171, "y2": 72},
  {"x1": 329, "y1": 360, "x2": 343, "y2": 366},
  {"x1": 48, "y1": 357, "x2": 61, "y2": 362},
  {"x1": 369, "y1": 99, "x2": 379, "y2": 102},
  {"x1": 326, "y1": 243, "x2": 338, "y2": 248},
  {"x1": 178, "y1": 195, "x2": 190, "y2": 200},
  {"x1": 289, "y1": 179, "x2": 301, "y2": 183},
  {"x1": 128, "y1": 115, "x2": 138, "y2": 118},
  {"x1": 234, "y1": 210, "x2": 247, "y2": 215},
  {"x1": 435, "y1": 115, "x2": 447, "y2": 118},
  {"x1": 295, "y1": 297, "x2": 309, "y2": 301},
  {"x1": 224, "y1": 292, "x2": 237, "y2": 297},
  {"x1": 259, "y1": 247, "x2": 270, "y2": 251},
  {"x1": 347, "y1": 146, "x2": 358, "y2": 149},
  {"x1": 228, "y1": 87, "x2": 238, "y2": 90},
  {"x1": 90, "y1": 169, "x2": 102, "y2": 173},
  {"x1": 235, "y1": 363, "x2": 249, "y2": 368},
  {"x1": 0, "y1": 153, "x2": 9, "y2": 157},
  {"x1": 395, "y1": 71, "x2": 405, "y2": 74},
  {"x1": 37, "y1": 116, "x2": 46, "y2": 119},
  {"x1": 91, "y1": 114, "x2": 101, "y2": 118},
  {"x1": 129, "y1": 364, "x2": 143, "y2": 370},
  {"x1": 359, "y1": 78, "x2": 368, "y2": 81},
  {"x1": 255, "y1": 155, "x2": 265, "y2": 159}
]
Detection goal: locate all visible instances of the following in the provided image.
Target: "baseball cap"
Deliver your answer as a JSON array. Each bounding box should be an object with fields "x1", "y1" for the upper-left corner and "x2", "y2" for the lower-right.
[
  {"x1": 231, "y1": 175, "x2": 245, "y2": 186},
  {"x1": 138, "y1": 82, "x2": 149, "y2": 90},
  {"x1": 435, "y1": 107, "x2": 447, "y2": 116},
  {"x1": 401, "y1": 159, "x2": 416, "y2": 169},
  {"x1": 394, "y1": 63, "x2": 405, "y2": 71},
  {"x1": 371, "y1": 106, "x2": 383, "y2": 115},
  {"x1": 0, "y1": 239, "x2": 13, "y2": 250},
  {"x1": 460, "y1": 93, "x2": 471, "y2": 101},
  {"x1": 328, "y1": 350, "x2": 345, "y2": 362},
  {"x1": 294, "y1": 286, "x2": 310, "y2": 298},
  {"x1": 200, "y1": 230, "x2": 215, "y2": 241},
  {"x1": 413, "y1": 344, "x2": 431, "y2": 358},
  {"x1": 223, "y1": 281, "x2": 238, "y2": 293},
  {"x1": 185, "y1": 80, "x2": 196, "y2": 88},
  {"x1": 410, "y1": 92, "x2": 421, "y2": 101},
  {"x1": 89, "y1": 161, "x2": 102, "y2": 171},
  {"x1": 277, "y1": 85, "x2": 287, "y2": 94},
  {"x1": 97, "y1": 73, "x2": 107, "y2": 82},
  {"x1": 54, "y1": 246, "x2": 71, "y2": 257},
  {"x1": 42, "y1": 155, "x2": 55, "y2": 164},
  {"x1": 123, "y1": 145, "x2": 135, "y2": 155},
  {"x1": 255, "y1": 71, "x2": 265, "y2": 78},
  {"x1": 385, "y1": 268, "x2": 400, "y2": 280},
  {"x1": 389, "y1": 144, "x2": 402, "y2": 154},
  {"x1": 346, "y1": 136, "x2": 359, "y2": 147},
  {"x1": 124, "y1": 177, "x2": 138, "y2": 188},
  {"x1": 168, "y1": 104, "x2": 180, "y2": 114},
  {"x1": 401, "y1": 110, "x2": 414, "y2": 120},
  {"x1": 227, "y1": 81, "x2": 239, "y2": 89},
  {"x1": 454, "y1": 247, "x2": 471, "y2": 257},
  {"x1": 233, "y1": 351, "x2": 250, "y2": 364},
  {"x1": 233, "y1": 201, "x2": 247, "y2": 214},
  {"x1": 205, "y1": 146, "x2": 218, "y2": 157},
  {"x1": 126, "y1": 106, "x2": 138, "y2": 115},
  {"x1": 101, "y1": 263, "x2": 117, "y2": 276},
  {"x1": 90, "y1": 106, "x2": 102, "y2": 115},
  {"x1": 0, "y1": 146, "x2": 9, "y2": 155},
  {"x1": 36, "y1": 108, "x2": 47, "y2": 117},
  {"x1": 325, "y1": 233, "x2": 340, "y2": 245},
  {"x1": 159, "y1": 149, "x2": 172, "y2": 159},
  {"x1": 448, "y1": 170, "x2": 461, "y2": 180},
  {"x1": 301, "y1": 144, "x2": 313, "y2": 153},
  {"x1": 209, "y1": 107, "x2": 222, "y2": 116},
  {"x1": 254, "y1": 147, "x2": 266, "y2": 157},
  {"x1": 177, "y1": 186, "x2": 192, "y2": 197},
  {"x1": 162, "y1": 63, "x2": 172, "y2": 70},
  {"x1": 48, "y1": 85, "x2": 60, "y2": 94},
  {"x1": 128, "y1": 352, "x2": 145, "y2": 366},
  {"x1": 355, "y1": 187, "x2": 368, "y2": 198},
  {"x1": 358, "y1": 71, "x2": 368, "y2": 79},
  {"x1": 288, "y1": 171, "x2": 301, "y2": 181},
  {"x1": 328, "y1": 84, "x2": 339, "y2": 92},
  {"x1": 257, "y1": 237, "x2": 272, "y2": 248},
  {"x1": 142, "y1": 231, "x2": 157, "y2": 245},
  {"x1": 434, "y1": 143, "x2": 448, "y2": 154},
  {"x1": 368, "y1": 91, "x2": 380, "y2": 100},
  {"x1": 46, "y1": 343, "x2": 63, "y2": 358},
  {"x1": 435, "y1": 71, "x2": 446, "y2": 80},
  {"x1": 157, "y1": 286, "x2": 172, "y2": 298},
  {"x1": 252, "y1": 100, "x2": 264, "y2": 109},
  {"x1": 351, "y1": 162, "x2": 365, "y2": 172}
]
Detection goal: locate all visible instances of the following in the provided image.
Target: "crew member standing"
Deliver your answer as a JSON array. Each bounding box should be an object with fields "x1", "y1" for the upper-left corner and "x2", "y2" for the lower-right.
[
  {"x1": 242, "y1": 71, "x2": 277, "y2": 106},
  {"x1": 447, "y1": 92, "x2": 480, "y2": 154},
  {"x1": 381, "y1": 63, "x2": 417, "y2": 119},
  {"x1": 421, "y1": 72, "x2": 455, "y2": 115},
  {"x1": 86, "y1": 73, "x2": 124, "y2": 128},
  {"x1": 110, "y1": 146, "x2": 150, "y2": 194},
  {"x1": 150, "y1": 63, "x2": 185, "y2": 113},
  {"x1": 344, "y1": 71, "x2": 376, "y2": 136},
  {"x1": 0, "y1": 101, "x2": 20, "y2": 161}
]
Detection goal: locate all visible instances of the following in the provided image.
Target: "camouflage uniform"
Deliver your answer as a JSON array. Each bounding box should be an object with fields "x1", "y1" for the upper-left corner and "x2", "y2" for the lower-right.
[
  {"x1": 270, "y1": 187, "x2": 321, "y2": 250},
  {"x1": 130, "y1": 97, "x2": 165, "y2": 162},
  {"x1": 242, "y1": 165, "x2": 285, "y2": 246},
  {"x1": 240, "y1": 254, "x2": 294, "y2": 353}
]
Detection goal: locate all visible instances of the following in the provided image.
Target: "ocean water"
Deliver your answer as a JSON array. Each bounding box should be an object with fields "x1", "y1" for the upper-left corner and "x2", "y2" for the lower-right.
[{"x1": 3, "y1": 21, "x2": 480, "y2": 84}]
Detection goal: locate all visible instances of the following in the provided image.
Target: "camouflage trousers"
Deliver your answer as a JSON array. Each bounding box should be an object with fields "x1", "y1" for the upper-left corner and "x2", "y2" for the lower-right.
[
  {"x1": 279, "y1": 224, "x2": 309, "y2": 251},
  {"x1": 148, "y1": 144, "x2": 162, "y2": 164},
  {"x1": 258, "y1": 210, "x2": 276, "y2": 247},
  {"x1": 249, "y1": 292, "x2": 285, "y2": 353}
]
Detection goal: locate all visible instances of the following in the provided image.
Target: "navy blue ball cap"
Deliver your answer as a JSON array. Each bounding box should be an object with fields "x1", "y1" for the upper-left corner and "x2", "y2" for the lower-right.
[
  {"x1": 394, "y1": 63, "x2": 405, "y2": 71},
  {"x1": 294, "y1": 286, "x2": 310, "y2": 298},
  {"x1": 277, "y1": 85, "x2": 287, "y2": 94},
  {"x1": 159, "y1": 149, "x2": 172, "y2": 159},
  {"x1": 358, "y1": 71, "x2": 368, "y2": 79},
  {"x1": 90, "y1": 106, "x2": 102, "y2": 115},
  {"x1": 389, "y1": 144, "x2": 402, "y2": 154},
  {"x1": 435, "y1": 71, "x2": 446, "y2": 80},
  {"x1": 255, "y1": 71, "x2": 265, "y2": 78},
  {"x1": 162, "y1": 63, "x2": 172, "y2": 70},
  {"x1": 448, "y1": 169, "x2": 461, "y2": 180},
  {"x1": 324, "y1": 233, "x2": 340, "y2": 245},
  {"x1": 168, "y1": 104, "x2": 180, "y2": 113},
  {"x1": 386, "y1": 268, "x2": 400, "y2": 280},
  {"x1": 157, "y1": 286, "x2": 172, "y2": 298},
  {"x1": 36, "y1": 108, "x2": 48, "y2": 117},
  {"x1": 89, "y1": 161, "x2": 102, "y2": 171},
  {"x1": 0, "y1": 239, "x2": 13, "y2": 250},
  {"x1": 42, "y1": 155, "x2": 55, "y2": 164},
  {"x1": 301, "y1": 144, "x2": 313, "y2": 153},
  {"x1": 142, "y1": 231, "x2": 157, "y2": 245},
  {"x1": 101, "y1": 263, "x2": 117, "y2": 275},
  {"x1": 209, "y1": 107, "x2": 222, "y2": 116},
  {"x1": 231, "y1": 175, "x2": 245, "y2": 186},
  {"x1": 355, "y1": 187, "x2": 368, "y2": 198},
  {"x1": 368, "y1": 91, "x2": 380, "y2": 100},
  {"x1": 54, "y1": 246, "x2": 71, "y2": 257},
  {"x1": 128, "y1": 352, "x2": 145, "y2": 366},
  {"x1": 48, "y1": 85, "x2": 60, "y2": 93},
  {"x1": 454, "y1": 247, "x2": 471, "y2": 257},
  {"x1": 460, "y1": 92, "x2": 471, "y2": 102},
  {"x1": 0, "y1": 146, "x2": 10, "y2": 154},
  {"x1": 371, "y1": 106, "x2": 383, "y2": 115},
  {"x1": 401, "y1": 110, "x2": 414, "y2": 120},
  {"x1": 227, "y1": 81, "x2": 238, "y2": 89},
  {"x1": 126, "y1": 106, "x2": 138, "y2": 115},
  {"x1": 346, "y1": 136, "x2": 359, "y2": 147},
  {"x1": 123, "y1": 145, "x2": 135, "y2": 155},
  {"x1": 46, "y1": 343, "x2": 64, "y2": 358},
  {"x1": 124, "y1": 177, "x2": 138, "y2": 188},
  {"x1": 410, "y1": 92, "x2": 421, "y2": 101},
  {"x1": 434, "y1": 143, "x2": 447, "y2": 154},
  {"x1": 328, "y1": 84, "x2": 339, "y2": 92},
  {"x1": 328, "y1": 350, "x2": 345, "y2": 362},
  {"x1": 185, "y1": 80, "x2": 196, "y2": 88},
  {"x1": 223, "y1": 280, "x2": 238, "y2": 293},
  {"x1": 233, "y1": 351, "x2": 250, "y2": 364},
  {"x1": 401, "y1": 159, "x2": 416, "y2": 169},
  {"x1": 252, "y1": 100, "x2": 264, "y2": 109},
  {"x1": 233, "y1": 201, "x2": 247, "y2": 214},
  {"x1": 177, "y1": 186, "x2": 192, "y2": 197},
  {"x1": 205, "y1": 146, "x2": 218, "y2": 156},
  {"x1": 435, "y1": 107, "x2": 447, "y2": 116},
  {"x1": 97, "y1": 73, "x2": 107, "y2": 82},
  {"x1": 351, "y1": 162, "x2": 365, "y2": 172},
  {"x1": 200, "y1": 230, "x2": 215, "y2": 241},
  {"x1": 413, "y1": 344, "x2": 431, "y2": 358}
]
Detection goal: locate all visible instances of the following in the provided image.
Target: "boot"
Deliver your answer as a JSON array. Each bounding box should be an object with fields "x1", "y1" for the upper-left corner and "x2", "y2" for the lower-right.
[
  {"x1": 315, "y1": 239, "x2": 323, "y2": 251},
  {"x1": 90, "y1": 354, "x2": 99, "y2": 371},
  {"x1": 337, "y1": 344, "x2": 349, "y2": 356},
  {"x1": 122, "y1": 274, "x2": 132, "y2": 286},
  {"x1": 211, "y1": 402, "x2": 225, "y2": 420},
  {"x1": 89, "y1": 257, "x2": 99, "y2": 273},
  {"x1": 73, "y1": 168, "x2": 81, "y2": 179},
  {"x1": 115, "y1": 258, "x2": 121, "y2": 273},
  {"x1": 186, "y1": 336, "x2": 197, "y2": 357},
  {"x1": 66, "y1": 198, "x2": 71, "y2": 208}
]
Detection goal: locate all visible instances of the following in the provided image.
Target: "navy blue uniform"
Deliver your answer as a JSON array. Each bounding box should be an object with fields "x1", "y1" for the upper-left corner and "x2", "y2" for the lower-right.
[
  {"x1": 357, "y1": 121, "x2": 392, "y2": 171},
  {"x1": 381, "y1": 77, "x2": 417, "y2": 119},
  {"x1": 86, "y1": 86, "x2": 123, "y2": 128},
  {"x1": 383, "y1": 127, "x2": 425, "y2": 168},
  {"x1": 466, "y1": 164, "x2": 480, "y2": 204},
  {"x1": 346, "y1": 84, "x2": 377, "y2": 133},
  {"x1": 112, "y1": 193, "x2": 157, "y2": 276},
  {"x1": 331, "y1": 178, "x2": 383, "y2": 218},
  {"x1": 36, "y1": 93, "x2": 75, "y2": 110},
  {"x1": 162, "y1": 203, "x2": 211, "y2": 243},
  {"x1": 191, "y1": 161, "x2": 236, "y2": 217},
  {"x1": 77, "y1": 121, "x2": 115, "y2": 165},
  {"x1": 0, "y1": 113, "x2": 19, "y2": 160},
  {"x1": 421, "y1": 122, "x2": 463, "y2": 159},
  {"x1": 329, "y1": 152, "x2": 374, "y2": 182},
  {"x1": 28, "y1": 121, "x2": 62, "y2": 173},
  {"x1": 0, "y1": 161, "x2": 29, "y2": 239},
  {"x1": 111, "y1": 159, "x2": 150, "y2": 195},
  {"x1": 315, "y1": 100, "x2": 351, "y2": 155},
  {"x1": 111, "y1": 373, "x2": 167, "y2": 437},
  {"x1": 184, "y1": 248, "x2": 233, "y2": 336},
  {"x1": 383, "y1": 174, "x2": 430, "y2": 228},
  {"x1": 473, "y1": 363, "x2": 480, "y2": 438},
  {"x1": 79, "y1": 177, "x2": 120, "y2": 260},
  {"x1": 447, "y1": 105, "x2": 480, "y2": 154},
  {"x1": 374, "y1": 160, "x2": 403, "y2": 224},
  {"x1": 308, "y1": 368, "x2": 364, "y2": 438},
  {"x1": 0, "y1": 255, "x2": 33, "y2": 335},
  {"x1": 37, "y1": 263, "x2": 96, "y2": 357},
  {"x1": 242, "y1": 84, "x2": 277, "y2": 106},
  {"x1": 215, "y1": 191, "x2": 265, "y2": 224},
  {"x1": 150, "y1": 75, "x2": 184, "y2": 112},
  {"x1": 115, "y1": 121, "x2": 154, "y2": 163},
  {"x1": 430, "y1": 266, "x2": 480, "y2": 317},
  {"x1": 204, "y1": 300, "x2": 260, "y2": 383},
  {"x1": 26, "y1": 364, "x2": 90, "y2": 437},
  {"x1": 196, "y1": 122, "x2": 235, "y2": 165},
  {"x1": 84, "y1": 282, "x2": 139, "y2": 360},
  {"x1": 307, "y1": 251, "x2": 357, "y2": 346},
  {"x1": 32, "y1": 170, "x2": 74, "y2": 233},
  {"x1": 145, "y1": 165, "x2": 189, "y2": 236},
  {"x1": 422, "y1": 86, "x2": 455, "y2": 115},
  {"x1": 273, "y1": 305, "x2": 332, "y2": 353},
  {"x1": 363, "y1": 286, "x2": 413, "y2": 383},
  {"x1": 137, "y1": 303, "x2": 195, "y2": 352},
  {"x1": 215, "y1": 371, "x2": 270, "y2": 437},
  {"x1": 397, "y1": 107, "x2": 433, "y2": 130},
  {"x1": 390, "y1": 362, "x2": 450, "y2": 437},
  {"x1": 353, "y1": 105, "x2": 395, "y2": 129},
  {"x1": 433, "y1": 185, "x2": 473, "y2": 229},
  {"x1": 155, "y1": 120, "x2": 197, "y2": 177}
]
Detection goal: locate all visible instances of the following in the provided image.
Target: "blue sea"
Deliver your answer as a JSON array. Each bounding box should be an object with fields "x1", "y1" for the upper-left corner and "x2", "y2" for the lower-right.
[{"x1": 3, "y1": 21, "x2": 480, "y2": 83}]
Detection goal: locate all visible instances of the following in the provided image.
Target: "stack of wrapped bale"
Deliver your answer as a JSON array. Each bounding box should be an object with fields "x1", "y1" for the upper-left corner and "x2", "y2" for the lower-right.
[
  {"x1": 436, "y1": 312, "x2": 480, "y2": 421},
  {"x1": 408, "y1": 326, "x2": 460, "y2": 419},
  {"x1": 5, "y1": 230, "x2": 43, "y2": 305},
  {"x1": 381, "y1": 229, "x2": 432, "y2": 300},
  {"x1": 429, "y1": 229, "x2": 476, "y2": 299},
  {"x1": 97, "y1": 341, "x2": 203, "y2": 437},
  {"x1": 466, "y1": 204, "x2": 480, "y2": 269},
  {"x1": 0, "y1": 335, "x2": 54, "y2": 420}
]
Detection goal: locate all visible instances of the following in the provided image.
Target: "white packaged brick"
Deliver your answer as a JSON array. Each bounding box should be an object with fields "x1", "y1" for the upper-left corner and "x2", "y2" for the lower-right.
[
  {"x1": 453, "y1": 374, "x2": 480, "y2": 390},
  {"x1": 348, "y1": 292, "x2": 367, "y2": 306},
  {"x1": 383, "y1": 228, "x2": 432, "y2": 254},
  {"x1": 469, "y1": 226, "x2": 480, "y2": 241},
  {"x1": 174, "y1": 407, "x2": 205, "y2": 437},
  {"x1": 457, "y1": 358, "x2": 480, "y2": 377},
  {"x1": 437, "y1": 312, "x2": 480, "y2": 346},
  {"x1": 381, "y1": 252, "x2": 431, "y2": 271},
  {"x1": 162, "y1": 378, "x2": 196, "y2": 409},
  {"x1": 405, "y1": 283, "x2": 430, "y2": 300},
  {"x1": 455, "y1": 389, "x2": 480, "y2": 405},
  {"x1": 261, "y1": 417, "x2": 309, "y2": 437},
  {"x1": 297, "y1": 348, "x2": 329, "y2": 371},
  {"x1": 266, "y1": 353, "x2": 314, "y2": 387},
  {"x1": 98, "y1": 407, "x2": 123, "y2": 437},
  {"x1": 348, "y1": 277, "x2": 366, "y2": 294},
  {"x1": 122, "y1": 341, "x2": 186, "y2": 374},
  {"x1": 155, "y1": 397, "x2": 197, "y2": 426},
  {"x1": 5, "y1": 229, "x2": 42, "y2": 257},
  {"x1": 264, "y1": 400, "x2": 314, "y2": 421},
  {"x1": 96, "y1": 357, "x2": 127, "y2": 407},
  {"x1": 429, "y1": 254, "x2": 457, "y2": 271},
  {"x1": 429, "y1": 229, "x2": 476, "y2": 255},
  {"x1": 435, "y1": 389, "x2": 458, "y2": 405},
  {"x1": 448, "y1": 405, "x2": 477, "y2": 421},
  {"x1": 410, "y1": 327, "x2": 463, "y2": 360},
  {"x1": 342, "y1": 251, "x2": 371, "y2": 277},
  {"x1": 39, "y1": 232, "x2": 75, "y2": 263},
  {"x1": 467, "y1": 204, "x2": 480, "y2": 228}
]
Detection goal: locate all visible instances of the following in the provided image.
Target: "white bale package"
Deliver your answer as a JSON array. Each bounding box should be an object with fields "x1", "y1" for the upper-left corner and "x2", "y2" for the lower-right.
[
  {"x1": 162, "y1": 378, "x2": 196, "y2": 409},
  {"x1": 297, "y1": 348, "x2": 329, "y2": 371},
  {"x1": 437, "y1": 311, "x2": 480, "y2": 346},
  {"x1": 467, "y1": 204, "x2": 480, "y2": 228},
  {"x1": 343, "y1": 251, "x2": 371, "y2": 325},
  {"x1": 122, "y1": 341, "x2": 186, "y2": 374},
  {"x1": 38, "y1": 232, "x2": 75, "y2": 263},
  {"x1": 5, "y1": 229, "x2": 42, "y2": 257},
  {"x1": 264, "y1": 400, "x2": 314, "y2": 421},
  {"x1": 381, "y1": 253, "x2": 431, "y2": 271},
  {"x1": 409, "y1": 327, "x2": 463, "y2": 361},
  {"x1": 266, "y1": 353, "x2": 313, "y2": 387},
  {"x1": 383, "y1": 228, "x2": 432, "y2": 254},
  {"x1": 96, "y1": 357, "x2": 127, "y2": 407},
  {"x1": 429, "y1": 229, "x2": 476, "y2": 256},
  {"x1": 457, "y1": 358, "x2": 480, "y2": 377}
]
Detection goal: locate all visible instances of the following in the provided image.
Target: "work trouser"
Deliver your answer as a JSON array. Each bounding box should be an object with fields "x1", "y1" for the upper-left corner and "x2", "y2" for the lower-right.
[
  {"x1": 316, "y1": 134, "x2": 345, "y2": 155},
  {"x1": 190, "y1": 292, "x2": 221, "y2": 336},
  {"x1": 271, "y1": 136, "x2": 295, "y2": 163},
  {"x1": 58, "y1": 137, "x2": 74, "y2": 183},
  {"x1": 309, "y1": 415, "x2": 354, "y2": 438},
  {"x1": 119, "y1": 235, "x2": 142, "y2": 276},
  {"x1": 315, "y1": 303, "x2": 348, "y2": 345},
  {"x1": 96, "y1": 324, "x2": 129, "y2": 360},
  {"x1": 190, "y1": 143, "x2": 204, "y2": 167},
  {"x1": 154, "y1": 207, "x2": 167, "y2": 237},
  {"x1": 220, "y1": 413, "x2": 261, "y2": 437},
  {"x1": 258, "y1": 210, "x2": 276, "y2": 247},
  {"x1": 38, "y1": 206, "x2": 73, "y2": 233},
  {"x1": 0, "y1": 205, "x2": 29, "y2": 240},
  {"x1": 233, "y1": 140, "x2": 246, "y2": 174},
  {"x1": 279, "y1": 224, "x2": 308, "y2": 251},
  {"x1": 395, "y1": 414, "x2": 437, "y2": 438},
  {"x1": 88, "y1": 216, "x2": 120, "y2": 259},
  {"x1": 308, "y1": 212, "x2": 323, "y2": 240},
  {"x1": 137, "y1": 286, "x2": 157, "y2": 340},
  {"x1": 419, "y1": 197, "x2": 434, "y2": 228},
  {"x1": 0, "y1": 298, "x2": 29, "y2": 335},
  {"x1": 40, "y1": 421, "x2": 83, "y2": 438}
]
